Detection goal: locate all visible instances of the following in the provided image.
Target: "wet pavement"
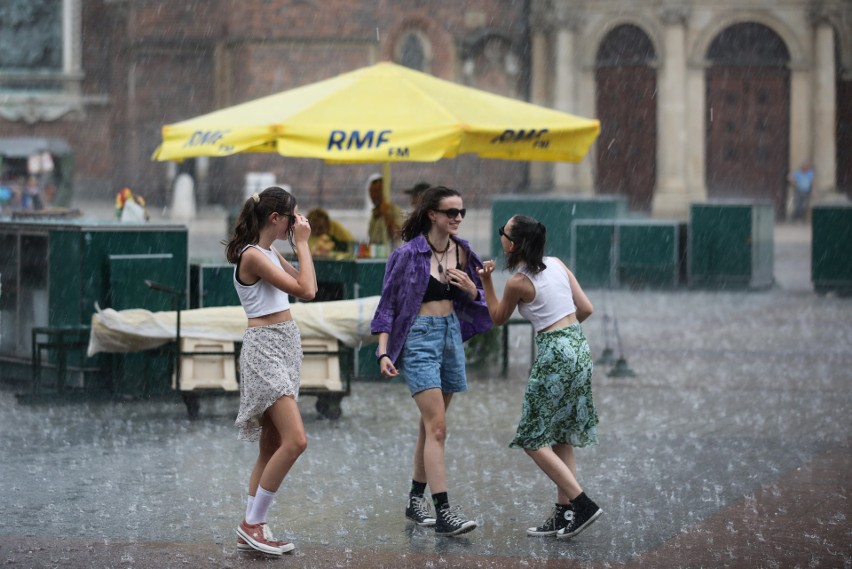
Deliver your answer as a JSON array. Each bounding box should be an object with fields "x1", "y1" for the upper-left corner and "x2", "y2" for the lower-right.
[{"x1": 1, "y1": 208, "x2": 850, "y2": 568}]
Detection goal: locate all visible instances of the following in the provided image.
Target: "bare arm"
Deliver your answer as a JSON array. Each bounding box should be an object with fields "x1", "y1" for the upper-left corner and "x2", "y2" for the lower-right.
[
  {"x1": 241, "y1": 247, "x2": 316, "y2": 301},
  {"x1": 477, "y1": 260, "x2": 532, "y2": 326},
  {"x1": 376, "y1": 332, "x2": 398, "y2": 377},
  {"x1": 272, "y1": 244, "x2": 317, "y2": 299},
  {"x1": 242, "y1": 214, "x2": 317, "y2": 301}
]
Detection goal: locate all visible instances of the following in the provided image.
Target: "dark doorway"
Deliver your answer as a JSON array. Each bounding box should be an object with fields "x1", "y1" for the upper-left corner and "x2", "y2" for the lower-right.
[
  {"x1": 706, "y1": 23, "x2": 790, "y2": 217},
  {"x1": 837, "y1": 38, "x2": 852, "y2": 198},
  {"x1": 595, "y1": 25, "x2": 657, "y2": 212}
]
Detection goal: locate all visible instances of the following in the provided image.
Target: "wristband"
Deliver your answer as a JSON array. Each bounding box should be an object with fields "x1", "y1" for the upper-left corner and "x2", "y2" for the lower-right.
[{"x1": 377, "y1": 353, "x2": 391, "y2": 365}]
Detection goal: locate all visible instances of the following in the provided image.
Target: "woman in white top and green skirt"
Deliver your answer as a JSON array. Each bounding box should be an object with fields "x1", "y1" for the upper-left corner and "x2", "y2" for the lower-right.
[{"x1": 478, "y1": 214, "x2": 602, "y2": 540}]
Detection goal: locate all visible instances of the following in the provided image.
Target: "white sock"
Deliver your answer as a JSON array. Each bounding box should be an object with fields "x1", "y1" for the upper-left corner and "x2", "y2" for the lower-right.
[
  {"x1": 245, "y1": 495, "x2": 255, "y2": 522},
  {"x1": 247, "y1": 486, "x2": 275, "y2": 525}
]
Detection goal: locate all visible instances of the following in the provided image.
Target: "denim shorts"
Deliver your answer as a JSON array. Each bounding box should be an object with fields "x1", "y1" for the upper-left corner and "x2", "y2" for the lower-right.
[{"x1": 400, "y1": 313, "x2": 467, "y2": 397}]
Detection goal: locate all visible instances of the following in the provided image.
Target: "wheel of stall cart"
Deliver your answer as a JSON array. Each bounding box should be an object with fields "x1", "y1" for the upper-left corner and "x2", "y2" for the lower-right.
[
  {"x1": 182, "y1": 392, "x2": 200, "y2": 419},
  {"x1": 315, "y1": 394, "x2": 343, "y2": 420}
]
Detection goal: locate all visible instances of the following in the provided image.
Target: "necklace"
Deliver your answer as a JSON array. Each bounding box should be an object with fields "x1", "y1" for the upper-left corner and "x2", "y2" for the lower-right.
[{"x1": 425, "y1": 233, "x2": 452, "y2": 287}]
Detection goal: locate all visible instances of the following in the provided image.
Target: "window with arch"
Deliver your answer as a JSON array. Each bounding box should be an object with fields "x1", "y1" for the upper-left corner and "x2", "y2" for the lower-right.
[
  {"x1": 0, "y1": 0, "x2": 81, "y2": 95},
  {"x1": 596, "y1": 24, "x2": 657, "y2": 67},
  {"x1": 461, "y1": 33, "x2": 520, "y2": 97},
  {"x1": 395, "y1": 30, "x2": 431, "y2": 73}
]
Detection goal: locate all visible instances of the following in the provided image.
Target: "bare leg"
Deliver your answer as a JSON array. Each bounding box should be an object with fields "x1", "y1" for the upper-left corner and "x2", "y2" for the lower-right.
[
  {"x1": 255, "y1": 396, "x2": 307, "y2": 493},
  {"x1": 553, "y1": 444, "x2": 577, "y2": 504},
  {"x1": 248, "y1": 413, "x2": 282, "y2": 496},
  {"x1": 412, "y1": 389, "x2": 453, "y2": 494},
  {"x1": 525, "y1": 446, "x2": 582, "y2": 501},
  {"x1": 412, "y1": 418, "x2": 427, "y2": 483}
]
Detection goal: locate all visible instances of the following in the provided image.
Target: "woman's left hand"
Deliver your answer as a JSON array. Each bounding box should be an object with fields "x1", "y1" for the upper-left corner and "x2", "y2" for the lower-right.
[{"x1": 446, "y1": 268, "x2": 477, "y2": 300}]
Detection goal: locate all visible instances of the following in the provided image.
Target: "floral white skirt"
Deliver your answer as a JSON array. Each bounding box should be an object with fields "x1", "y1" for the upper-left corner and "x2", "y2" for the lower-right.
[{"x1": 235, "y1": 320, "x2": 302, "y2": 442}]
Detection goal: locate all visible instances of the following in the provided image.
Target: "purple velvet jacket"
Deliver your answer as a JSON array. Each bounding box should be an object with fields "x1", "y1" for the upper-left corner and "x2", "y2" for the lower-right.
[{"x1": 371, "y1": 234, "x2": 493, "y2": 365}]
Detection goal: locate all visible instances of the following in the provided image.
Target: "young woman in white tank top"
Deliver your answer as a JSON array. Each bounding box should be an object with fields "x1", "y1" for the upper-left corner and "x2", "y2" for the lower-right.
[
  {"x1": 224, "y1": 186, "x2": 317, "y2": 555},
  {"x1": 478, "y1": 214, "x2": 603, "y2": 540}
]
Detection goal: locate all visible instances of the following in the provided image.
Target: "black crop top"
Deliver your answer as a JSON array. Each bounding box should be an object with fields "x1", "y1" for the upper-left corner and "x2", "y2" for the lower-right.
[
  {"x1": 422, "y1": 244, "x2": 462, "y2": 303},
  {"x1": 423, "y1": 274, "x2": 455, "y2": 302}
]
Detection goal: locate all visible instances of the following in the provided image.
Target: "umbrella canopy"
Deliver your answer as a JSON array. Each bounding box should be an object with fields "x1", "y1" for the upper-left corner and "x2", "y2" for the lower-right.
[{"x1": 153, "y1": 62, "x2": 599, "y2": 164}]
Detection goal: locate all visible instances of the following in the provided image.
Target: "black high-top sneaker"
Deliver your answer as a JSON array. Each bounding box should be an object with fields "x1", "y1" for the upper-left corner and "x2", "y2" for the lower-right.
[
  {"x1": 557, "y1": 492, "x2": 602, "y2": 539},
  {"x1": 434, "y1": 504, "x2": 477, "y2": 537},
  {"x1": 405, "y1": 494, "x2": 436, "y2": 527},
  {"x1": 526, "y1": 503, "x2": 574, "y2": 536}
]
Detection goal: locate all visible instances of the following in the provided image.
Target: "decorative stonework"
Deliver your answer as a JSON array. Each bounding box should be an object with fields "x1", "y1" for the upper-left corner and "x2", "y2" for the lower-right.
[
  {"x1": 809, "y1": 1, "x2": 842, "y2": 27},
  {"x1": 557, "y1": 13, "x2": 586, "y2": 33},
  {"x1": 553, "y1": 2, "x2": 586, "y2": 33},
  {"x1": 530, "y1": 0, "x2": 555, "y2": 33},
  {"x1": 659, "y1": 6, "x2": 690, "y2": 27},
  {"x1": 0, "y1": 94, "x2": 106, "y2": 124}
]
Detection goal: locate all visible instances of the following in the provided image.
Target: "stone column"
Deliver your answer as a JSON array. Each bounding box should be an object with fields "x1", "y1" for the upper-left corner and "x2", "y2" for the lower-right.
[
  {"x1": 811, "y1": 8, "x2": 838, "y2": 199},
  {"x1": 575, "y1": 65, "x2": 596, "y2": 195},
  {"x1": 63, "y1": 0, "x2": 83, "y2": 95},
  {"x1": 552, "y1": 12, "x2": 587, "y2": 194},
  {"x1": 652, "y1": 7, "x2": 690, "y2": 218},
  {"x1": 528, "y1": 6, "x2": 553, "y2": 193},
  {"x1": 788, "y1": 60, "x2": 812, "y2": 184},
  {"x1": 684, "y1": 62, "x2": 706, "y2": 206}
]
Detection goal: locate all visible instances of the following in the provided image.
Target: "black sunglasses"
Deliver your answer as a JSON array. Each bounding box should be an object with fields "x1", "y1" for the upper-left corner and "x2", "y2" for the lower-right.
[
  {"x1": 435, "y1": 208, "x2": 466, "y2": 219},
  {"x1": 498, "y1": 225, "x2": 515, "y2": 242}
]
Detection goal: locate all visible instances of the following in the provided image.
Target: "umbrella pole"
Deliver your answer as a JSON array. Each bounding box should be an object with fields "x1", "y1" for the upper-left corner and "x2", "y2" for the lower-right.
[{"x1": 382, "y1": 162, "x2": 392, "y2": 201}]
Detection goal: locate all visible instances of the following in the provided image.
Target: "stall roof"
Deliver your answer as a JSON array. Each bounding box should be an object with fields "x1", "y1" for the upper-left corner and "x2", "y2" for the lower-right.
[{"x1": 0, "y1": 137, "x2": 72, "y2": 157}]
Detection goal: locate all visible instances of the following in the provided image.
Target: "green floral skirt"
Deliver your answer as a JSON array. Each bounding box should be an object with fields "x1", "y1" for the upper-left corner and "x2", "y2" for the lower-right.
[{"x1": 509, "y1": 324, "x2": 599, "y2": 450}]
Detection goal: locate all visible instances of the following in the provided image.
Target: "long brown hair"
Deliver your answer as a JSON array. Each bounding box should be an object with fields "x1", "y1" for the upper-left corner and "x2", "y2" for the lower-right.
[
  {"x1": 401, "y1": 185, "x2": 461, "y2": 242},
  {"x1": 224, "y1": 186, "x2": 296, "y2": 263}
]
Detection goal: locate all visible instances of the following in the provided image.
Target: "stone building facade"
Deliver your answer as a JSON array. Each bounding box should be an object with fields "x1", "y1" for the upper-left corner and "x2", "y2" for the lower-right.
[
  {"x1": 529, "y1": 0, "x2": 852, "y2": 217},
  {"x1": 1, "y1": 0, "x2": 530, "y2": 209},
  {"x1": 1, "y1": 0, "x2": 850, "y2": 217}
]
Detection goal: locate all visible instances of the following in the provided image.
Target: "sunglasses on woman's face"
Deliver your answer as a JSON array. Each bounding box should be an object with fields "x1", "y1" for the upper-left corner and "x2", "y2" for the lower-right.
[
  {"x1": 435, "y1": 208, "x2": 466, "y2": 219},
  {"x1": 498, "y1": 225, "x2": 515, "y2": 242}
]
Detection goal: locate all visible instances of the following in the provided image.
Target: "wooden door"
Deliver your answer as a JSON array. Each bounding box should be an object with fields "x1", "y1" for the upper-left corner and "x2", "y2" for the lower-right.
[
  {"x1": 837, "y1": 77, "x2": 852, "y2": 197},
  {"x1": 596, "y1": 65, "x2": 657, "y2": 212},
  {"x1": 706, "y1": 66, "x2": 789, "y2": 216}
]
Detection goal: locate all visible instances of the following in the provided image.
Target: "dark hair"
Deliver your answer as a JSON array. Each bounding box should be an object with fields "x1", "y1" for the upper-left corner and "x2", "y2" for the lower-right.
[
  {"x1": 504, "y1": 215, "x2": 547, "y2": 274},
  {"x1": 401, "y1": 185, "x2": 461, "y2": 242},
  {"x1": 224, "y1": 186, "x2": 296, "y2": 263}
]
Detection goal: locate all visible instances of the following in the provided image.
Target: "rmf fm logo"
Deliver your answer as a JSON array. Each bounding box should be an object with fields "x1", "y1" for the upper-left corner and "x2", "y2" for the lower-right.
[
  {"x1": 491, "y1": 129, "x2": 550, "y2": 148},
  {"x1": 327, "y1": 129, "x2": 409, "y2": 157}
]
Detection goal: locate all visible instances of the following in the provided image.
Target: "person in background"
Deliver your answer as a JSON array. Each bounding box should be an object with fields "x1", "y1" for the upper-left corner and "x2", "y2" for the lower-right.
[
  {"x1": 306, "y1": 207, "x2": 354, "y2": 256},
  {"x1": 115, "y1": 186, "x2": 150, "y2": 222},
  {"x1": 224, "y1": 186, "x2": 317, "y2": 556},
  {"x1": 787, "y1": 162, "x2": 814, "y2": 222},
  {"x1": 366, "y1": 173, "x2": 403, "y2": 252},
  {"x1": 24, "y1": 177, "x2": 43, "y2": 210},
  {"x1": 477, "y1": 215, "x2": 602, "y2": 540},
  {"x1": 371, "y1": 186, "x2": 492, "y2": 537},
  {"x1": 405, "y1": 181, "x2": 431, "y2": 209}
]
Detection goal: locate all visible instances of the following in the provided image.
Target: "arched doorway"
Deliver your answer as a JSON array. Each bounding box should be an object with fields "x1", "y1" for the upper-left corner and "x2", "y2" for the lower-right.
[
  {"x1": 595, "y1": 24, "x2": 657, "y2": 212},
  {"x1": 705, "y1": 23, "x2": 790, "y2": 216}
]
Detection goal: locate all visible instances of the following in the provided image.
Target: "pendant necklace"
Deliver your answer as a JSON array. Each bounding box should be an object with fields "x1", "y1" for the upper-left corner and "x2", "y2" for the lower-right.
[{"x1": 425, "y1": 233, "x2": 451, "y2": 289}]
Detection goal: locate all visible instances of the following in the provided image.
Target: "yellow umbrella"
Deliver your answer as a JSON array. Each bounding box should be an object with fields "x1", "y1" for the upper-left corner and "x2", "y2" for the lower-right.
[{"x1": 153, "y1": 61, "x2": 599, "y2": 166}]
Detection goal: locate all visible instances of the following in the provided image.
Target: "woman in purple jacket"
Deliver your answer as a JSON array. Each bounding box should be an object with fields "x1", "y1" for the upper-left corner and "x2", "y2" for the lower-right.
[{"x1": 371, "y1": 186, "x2": 492, "y2": 537}]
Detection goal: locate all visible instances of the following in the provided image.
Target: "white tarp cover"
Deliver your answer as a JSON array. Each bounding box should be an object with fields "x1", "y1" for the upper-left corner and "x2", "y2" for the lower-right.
[{"x1": 87, "y1": 296, "x2": 380, "y2": 357}]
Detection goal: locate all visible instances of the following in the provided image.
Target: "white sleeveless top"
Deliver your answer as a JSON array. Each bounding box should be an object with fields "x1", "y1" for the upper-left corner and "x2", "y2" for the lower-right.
[
  {"x1": 517, "y1": 257, "x2": 576, "y2": 332},
  {"x1": 233, "y1": 245, "x2": 291, "y2": 318}
]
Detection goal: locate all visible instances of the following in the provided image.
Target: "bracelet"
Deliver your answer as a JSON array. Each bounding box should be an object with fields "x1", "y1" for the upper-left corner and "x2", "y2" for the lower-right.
[{"x1": 377, "y1": 353, "x2": 391, "y2": 365}]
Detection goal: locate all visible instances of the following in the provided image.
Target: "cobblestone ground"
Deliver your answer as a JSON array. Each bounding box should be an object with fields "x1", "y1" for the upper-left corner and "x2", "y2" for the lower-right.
[{"x1": 1, "y1": 207, "x2": 849, "y2": 568}]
